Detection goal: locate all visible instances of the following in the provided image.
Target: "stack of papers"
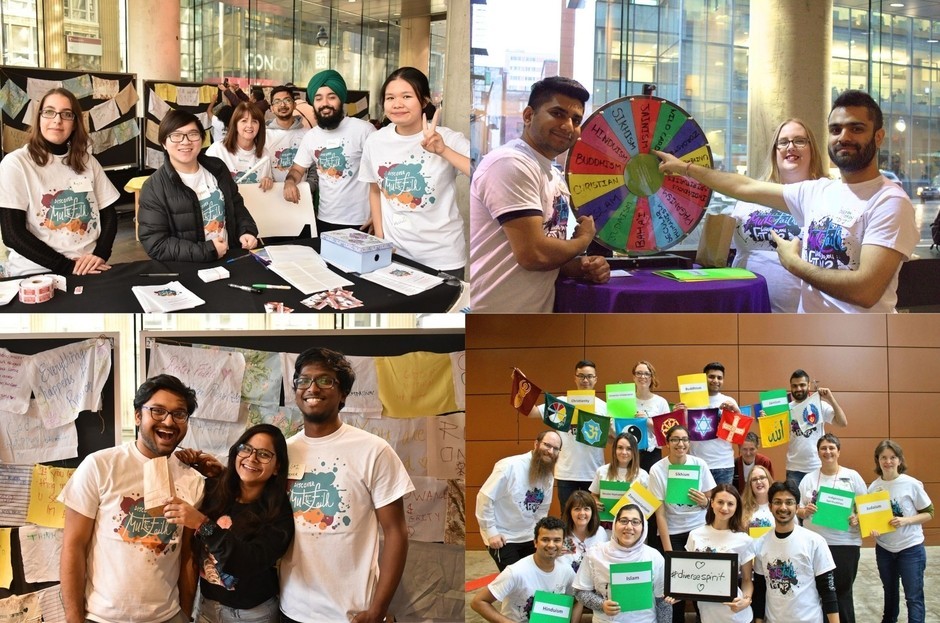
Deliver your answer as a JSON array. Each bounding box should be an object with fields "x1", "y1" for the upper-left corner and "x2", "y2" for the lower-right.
[
  {"x1": 360, "y1": 262, "x2": 444, "y2": 295},
  {"x1": 652, "y1": 268, "x2": 756, "y2": 282},
  {"x1": 263, "y1": 245, "x2": 353, "y2": 294},
  {"x1": 132, "y1": 281, "x2": 206, "y2": 312}
]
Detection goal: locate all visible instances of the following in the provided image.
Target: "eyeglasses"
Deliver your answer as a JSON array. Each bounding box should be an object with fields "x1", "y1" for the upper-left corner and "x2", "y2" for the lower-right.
[
  {"x1": 271, "y1": 97, "x2": 294, "y2": 106},
  {"x1": 575, "y1": 374, "x2": 596, "y2": 381},
  {"x1": 141, "y1": 405, "x2": 190, "y2": 422},
  {"x1": 167, "y1": 130, "x2": 203, "y2": 143},
  {"x1": 40, "y1": 109, "x2": 76, "y2": 121},
  {"x1": 771, "y1": 498, "x2": 797, "y2": 507},
  {"x1": 236, "y1": 442, "x2": 275, "y2": 463},
  {"x1": 775, "y1": 137, "x2": 809, "y2": 150},
  {"x1": 293, "y1": 375, "x2": 337, "y2": 390},
  {"x1": 669, "y1": 437, "x2": 690, "y2": 444},
  {"x1": 539, "y1": 442, "x2": 561, "y2": 453},
  {"x1": 634, "y1": 371, "x2": 652, "y2": 378},
  {"x1": 749, "y1": 476, "x2": 769, "y2": 483},
  {"x1": 616, "y1": 517, "x2": 643, "y2": 526}
]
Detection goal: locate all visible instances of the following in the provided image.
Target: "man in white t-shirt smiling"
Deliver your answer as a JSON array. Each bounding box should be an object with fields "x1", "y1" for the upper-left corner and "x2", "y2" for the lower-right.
[
  {"x1": 785, "y1": 368, "x2": 847, "y2": 486},
  {"x1": 689, "y1": 361, "x2": 740, "y2": 485}
]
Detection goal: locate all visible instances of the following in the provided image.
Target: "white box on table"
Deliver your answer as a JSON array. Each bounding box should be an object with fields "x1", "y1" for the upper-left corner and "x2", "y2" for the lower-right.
[{"x1": 320, "y1": 228, "x2": 393, "y2": 273}]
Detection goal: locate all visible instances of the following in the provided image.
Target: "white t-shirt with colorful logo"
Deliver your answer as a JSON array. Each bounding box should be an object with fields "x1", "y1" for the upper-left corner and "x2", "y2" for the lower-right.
[
  {"x1": 205, "y1": 143, "x2": 272, "y2": 184},
  {"x1": 265, "y1": 119, "x2": 307, "y2": 182},
  {"x1": 0, "y1": 146, "x2": 119, "y2": 276},
  {"x1": 488, "y1": 555, "x2": 576, "y2": 623},
  {"x1": 730, "y1": 201, "x2": 802, "y2": 313},
  {"x1": 359, "y1": 124, "x2": 470, "y2": 271},
  {"x1": 754, "y1": 525, "x2": 835, "y2": 623},
  {"x1": 294, "y1": 116, "x2": 375, "y2": 225},
  {"x1": 785, "y1": 397, "x2": 835, "y2": 473},
  {"x1": 867, "y1": 474, "x2": 932, "y2": 552},
  {"x1": 477, "y1": 452, "x2": 554, "y2": 544},
  {"x1": 178, "y1": 165, "x2": 227, "y2": 243}
]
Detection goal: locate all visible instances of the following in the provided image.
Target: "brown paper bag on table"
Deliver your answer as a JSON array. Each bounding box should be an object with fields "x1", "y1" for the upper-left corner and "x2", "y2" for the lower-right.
[
  {"x1": 695, "y1": 213, "x2": 736, "y2": 267},
  {"x1": 144, "y1": 455, "x2": 175, "y2": 517}
]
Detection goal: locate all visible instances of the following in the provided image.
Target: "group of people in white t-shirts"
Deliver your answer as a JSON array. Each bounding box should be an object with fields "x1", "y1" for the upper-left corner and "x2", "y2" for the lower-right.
[{"x1": 473, "y1": 359, "x2": 933, "y2": 623}]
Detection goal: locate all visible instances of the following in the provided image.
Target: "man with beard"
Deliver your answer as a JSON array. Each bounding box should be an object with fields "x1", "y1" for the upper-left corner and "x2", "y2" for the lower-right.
[
  {"x1": 752, "y1": 481, "x2": 839, "y2": 623},
  {"x1": 59, "y1": 375, "x2": 206, "y2": 623},
  {"x1": 656, "y1": 90, "x2": 918, "y2": 313},
  {"x1": 470, "y1": 76, "x2": 610, "y2": 313},
  {"x1": 266, "y1": 85, "x2": 310, "y2": 184},
  {"x1": 785, "y1": 369, "x2": 847, "y2": 486},
  {"x1": 279, "y1": 347, "x2": 413, "y2": 623},
  {"x1": 471, "y1": 516, "x2": 581, "y2": 622},
  {"x1": 284, "y1": 70, "x2": 376, "y2": 233},
  {"x1": 476, "y1": 429, "x2": 563, "y2": 571},
  {"x1": 689, "y1": 361, "x2": 741, "y2": 485}
]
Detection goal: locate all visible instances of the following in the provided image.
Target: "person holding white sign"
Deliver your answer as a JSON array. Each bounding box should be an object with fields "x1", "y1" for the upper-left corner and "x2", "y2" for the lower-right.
[
  {"x1": 796, "y1": 433, "x2": 866, "y2": 623},
  {"x1": 573, "y1": 504, "x2": 672, "y2": 623},
  {"x1": 685, "y1": 484, "x2": 754, "y2": 622},
  {"x1": 786, "y1": 369, "x2": 847, "y2": 486},
  {"x1": 752, "y1": 480, "x2": 838, "y2": 623},
  {"x1": 471, "y1": 515, "x2": 581, "y2": 623},
  {"x1": 867, "y1": 439, "x2": 933, "y2": 623}
]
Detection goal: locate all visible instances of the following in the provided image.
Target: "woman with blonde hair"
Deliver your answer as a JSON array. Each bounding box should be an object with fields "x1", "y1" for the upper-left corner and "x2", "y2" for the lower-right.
[
  {"x1": 730, "y1": 118, "x2": 828, "y2": 312},
  {"x1": 631, "y1": 360, "x2": 671, "y2": 474},
  {"x1": 588, "y1": 431, "x2": 649, "y2": 527},
  {"x1": 740, "y1": 464, "x2": 774, "y2": 534}
]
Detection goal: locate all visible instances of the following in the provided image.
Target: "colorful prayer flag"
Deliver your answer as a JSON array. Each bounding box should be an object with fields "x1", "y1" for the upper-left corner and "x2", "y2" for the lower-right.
[
  {"x1": 510, "y1": 368, "x2": 541, "y2": 415},
  {"x1": 614, "y1": 417, "x2": 649, "y2": 450},
  {"x1": 716, "y1": 409, "x2": 753, "y2": 445},
  {"x1": 650, "y1": 409, "x2": 687, "y2": 447},
  {"x1": 687, "y1": 408, "x2": 720, "y2": 441},
  {"x1": 542, "y1": 393, "x2": 575, "y2": 431},
  {"x1": 758, "y1": 411, "x2": 789, "y2": 448},
  {"x1": 575, "y1": 410, "x2": 610, "y2": 448}
]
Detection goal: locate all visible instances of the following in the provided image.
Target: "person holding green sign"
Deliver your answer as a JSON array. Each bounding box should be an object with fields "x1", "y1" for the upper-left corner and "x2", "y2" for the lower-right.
[
  {"x1": 573, "y1": 504, "x2": 673, "y2": 623},
  {"x1": 588, "y1": 431, "x2": 650, "y2": 524},
  {"x1": 795, "y1": 433, "x2": 866, "y2": 623}
]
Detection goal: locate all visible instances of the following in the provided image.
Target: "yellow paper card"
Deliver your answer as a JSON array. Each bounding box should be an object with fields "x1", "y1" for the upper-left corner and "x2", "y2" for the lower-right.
[
  {"x1": 749, "y1": 526, "x2": 772, "y2": 539},
  {"x1": 566, "y1": 390, "x2": 596, "y2": 424},
  {"x1": 677, "y1": 373, "x2": 709, "y2": 408},
  {"x1": 616, "y1": 481, "x2": 661, "y2": 520},
  {"x1": 376, "y1": 351, "x2": 458, "y2": 418},
  {"x1": 758, "y1": 411, "x2": 790, "y2": 448},
  {"x1": 26, "y1": 465, "x2": 75, "y2": 529},
  {"x1": 0, "y1": 528, "x2": 12, "y2": 589},
  {"x1": 856, "y1": 490, "x2": 895, "y2": 538}
]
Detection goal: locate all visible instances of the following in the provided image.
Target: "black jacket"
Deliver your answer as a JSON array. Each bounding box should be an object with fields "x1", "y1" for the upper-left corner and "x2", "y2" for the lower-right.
[{"x1": 138, "y1": 154, "x2": 258, "y2": 262}]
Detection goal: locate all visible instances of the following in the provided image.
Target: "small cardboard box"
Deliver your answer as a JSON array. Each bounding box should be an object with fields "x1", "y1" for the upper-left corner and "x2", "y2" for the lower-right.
[
  {"x1": 143, "y1": 456, "x2": 175, "y2": 517},
  {"x1": 320, "y1": 228, "x2": 393, "y2": 274}
]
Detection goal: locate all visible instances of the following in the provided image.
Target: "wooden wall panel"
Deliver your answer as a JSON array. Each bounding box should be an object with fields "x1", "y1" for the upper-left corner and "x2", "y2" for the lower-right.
[
  {"x1": 739, "y1": 314, "x2": 888, "y2": 346},
  {"x1": 888, "y1": 347, "x2": 940, "y2": 392},
  {"x1": 739, "y1": 345, "x2": 889, "y2": 392},
  {"x1": 584, "y1": 314, "x2": 740, "y2": 345},
  {"x1": 888, "y1": 393, "x2": 940, "y2": 437},
  {"x1": 887, "y1": 314, "x2": 940, "y2": 347},
  {"x1": 588, "y1": 345, "x2": 742, "y2": 392},
  {"x1": 467, "y1": 315, "x2": 585, "y2": 348}
]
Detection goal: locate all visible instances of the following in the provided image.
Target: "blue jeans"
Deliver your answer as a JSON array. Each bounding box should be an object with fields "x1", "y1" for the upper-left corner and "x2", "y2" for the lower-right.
[
  {"x1": 709, "y1": 467, "x2": 734, "y2": 486},
  {"x1": 198, "y1": 596, "x2": 280, "y2": 623},
  {"x1": 786, "y1": 470, "x2": 809, "y2": 487},
  {"x1": 876, "y1": 542, "x2": 927, "y2": 623}
]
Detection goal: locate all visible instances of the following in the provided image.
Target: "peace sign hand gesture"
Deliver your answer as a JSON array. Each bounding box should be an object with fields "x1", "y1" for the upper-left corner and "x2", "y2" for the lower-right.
[{"x1": 420, "y1": 108, "x2": 445, "y2": 155}]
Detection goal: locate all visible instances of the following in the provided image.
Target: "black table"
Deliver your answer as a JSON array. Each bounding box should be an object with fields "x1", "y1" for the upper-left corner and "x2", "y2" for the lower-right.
[{"x1": 1, "y1": 239, "x2": 461, "y2": 312}]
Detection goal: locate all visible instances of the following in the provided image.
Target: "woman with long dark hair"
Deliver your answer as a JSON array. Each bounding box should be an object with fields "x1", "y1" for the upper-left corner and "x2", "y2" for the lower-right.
[
  {"x1": 164, "y1": 424, "x2": 294, "y2": 622},
  {"x1": 558, "y1": 490, "x2": 607, "y2": 574}
]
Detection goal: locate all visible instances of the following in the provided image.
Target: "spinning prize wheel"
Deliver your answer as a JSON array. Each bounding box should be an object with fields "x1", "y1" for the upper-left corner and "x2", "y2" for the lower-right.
[{"x1": 565, "y1": 95, "x2": 714, "y2": 254}]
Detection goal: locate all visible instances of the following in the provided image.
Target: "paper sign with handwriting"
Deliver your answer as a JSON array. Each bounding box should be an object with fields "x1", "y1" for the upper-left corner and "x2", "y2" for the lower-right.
[
  {"x1": 26, "y1": 465, "x2": 75, "y2": 529},
  {"x1": 27, "y1": 338, "x2": 110, "y2": 428},
  {"x1": 0, "y1": 465, "x2": 31, "y2": 527},
  {"x1": 343, "y1": 413, "x2": 429, "y2": 476},
  {"x1": 426, "y1": 412, "x2": 465, "y2": 480},
  {"x1": 0, "y1": 585, "x2": 39, "y2": 620},
  {"x1": 402, "y1": 476, "x2": 446, "y2": 542},
  {"x1": 181, "y1": 413, "x2": 247, "y2": 458},
  {"x1": 0, "y1": 347, "x2": 31, "y2": 414},
  {"x1": 451, "y1": 351, "x2": 466, "y2": 411},
  {"x1": 346, "y1": 355, "x2": 382, "y2": 415},
  {"x1": 149, "y1": 342, "x2": 245, "y2": 422},
  {"x1": 194, "y1": 343, "x2": 281, "y2": 407},
  {"x1": 18, "y1": 525, "x2": 63, "y2": 583},
  {"x1": 376, "y1": 351, "x2": 458, "y2": 418},
  {"x1": 665, "y1": 551, "x2": 737, "y2": 602},
  {"x1": 0, "y1": 400, "x2": 78, "y2": 464}
]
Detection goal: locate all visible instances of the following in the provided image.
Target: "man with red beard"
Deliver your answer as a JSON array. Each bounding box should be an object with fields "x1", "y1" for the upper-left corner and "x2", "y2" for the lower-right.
[
  {"x1": 283, "y1": 70, "x2": 376, "y2": 234},
  {"x1": 279, "y1": 346, "x2": 413, "y2": 623},
  {"x1": 657, "y1": 90, "x2": 918, "y2": 313},
  {"x1": 59, "y1": 375, "x2": 205, "y2": 623},
  {"x1": 476, "y1": 429, "x2": 563, "y2": 571}
]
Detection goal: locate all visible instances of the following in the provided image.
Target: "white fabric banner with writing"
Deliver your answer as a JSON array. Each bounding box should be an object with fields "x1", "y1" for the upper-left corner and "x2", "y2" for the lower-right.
[
  {"x1": 27, "y1": 338, "x2": 110, "y2": 428},
  {"x1": 0, "y1": 401, "x2": 78, "y2": 464},
  {"x1": 402, "y1": 476, "x2": 448, "y2": 542},
  {"x1": 18, "y1": 525, "x2": 63, "y2": 583},
  {"x1": 149, "y1": 342, "x2": 245, "y2": 422},
  {"x1": 0, "y1": 348, "x2": 31, "y2": 414}
]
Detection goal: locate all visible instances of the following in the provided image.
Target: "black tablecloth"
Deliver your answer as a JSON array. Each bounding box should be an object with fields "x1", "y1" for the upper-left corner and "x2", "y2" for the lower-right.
[{"x1": 1, "y1": 239, "x2": 460, "y2": 313}]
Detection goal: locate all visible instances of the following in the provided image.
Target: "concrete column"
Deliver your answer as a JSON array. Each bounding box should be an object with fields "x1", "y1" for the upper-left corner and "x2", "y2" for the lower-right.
[
  {"x1": 399, "y1": 16, "x2": 431, "y2": 71},
  {"x1": 99, "y1": 0, "x2": 121, "y2": 72},
  {"x1": 126, "y1": 0, "x2": 181, "y2": 115},
  {"x1": 444, "y1": 0, "x2": 470, "y2": 280},
  {"x1": 747, "y1": 0, "x2": 833, "y2": 175},
  {"x1": 42, "y1": 0, "x2": 65, "y2": 67}
]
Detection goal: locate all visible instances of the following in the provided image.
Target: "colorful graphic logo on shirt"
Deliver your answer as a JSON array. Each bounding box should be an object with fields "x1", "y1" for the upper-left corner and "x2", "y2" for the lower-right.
[
  {"x1": 766, "y1": 558, "x2": 799, "y2": 594},
  {"x1": 200, "y1": 188, "x2": 226, "y2": 240},
  {"x1": 891, "y1": 499, "x2": 904, "y2": 518},
  {"x1": 796, "y1": 402, "x2": 821, "y2": 428},
  {"x1": 743, "y1": 210, "x2": 800, "y2": 242},
  {"x1": 315, "y1": 146, "x2": 349, "y2": 180},
  {"x1": 378, "y1": 163, "x2": 430, "y2": 209},
  {"x1": 116, "y1": 495, "x2": 179, "y2": 555},
  {"x1": 522, "y1": 487, "x2": 545, "y2": 512},
  {"x1": 805, "y1": 216, "x2": 851, "y2": 269},
  {"x1": 749, "y1": 516, "x2": 772, "y2": 528},
  {"x1": 41, "y1": 188, "x2": 94, "y2": 235},
  {"x1": 289, "y1": 470, "x2": 349, "y2": 530},
  {"x1": 790, "y1": 418, "x2": 817, "y2": 438},
  {"x1": 274, "y1": 146, "x2": 298, "y2": 171},
  {"x1": 233, "y1": 170, "x2": 260, "y2": 184},
  {"x1": 544, "y1": 188, "x2": 570, "y2": 239}
]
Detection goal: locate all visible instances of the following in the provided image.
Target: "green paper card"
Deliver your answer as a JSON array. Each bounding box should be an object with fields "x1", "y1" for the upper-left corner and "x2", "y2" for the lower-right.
[
  {"x1": 811, "y1": 485, "x2": 855, "y2": 532},
  {"x1": 598, "y1": 480, "x2": 632, "y2": 521},
  {"x1": 610, "y1": 561, "x2": 654, "y2": 611},
  {"x1": 606, "y1": 383, "x2": 637, "y2": 418},
  {"x1": 529, "y1": 591, "x2": 575, "y2": 622},
  {"x1": 759, "y1": 388, "x2": 789, "y2": 416},
  {"x1": 665, "y1": 464, "x2": 701, "y2": 505}
]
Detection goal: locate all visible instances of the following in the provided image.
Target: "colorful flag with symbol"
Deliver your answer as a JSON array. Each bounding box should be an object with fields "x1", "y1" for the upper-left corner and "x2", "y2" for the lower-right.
[
  {"x1": 542, "y1": 393, "x2": 575, "y2": 432},
  {"x1": 510, "y1": 368, "x2": 541, "y2": 415},
  {"x1": 614, "y1": 417, "x2": 649, "y2": 450},
  {"x1": 575, "y1": 410, "x2": 610, "y2": 448},
  {"x1": 758, "y1": 411, "x2": 789, "y2": 448},
  {"x1": 687, "y1": 408, "x2": 720, "y2": 441},
  {"x1": 716, "y1": 409, "x2": 753, "y2": 445},
  {"x1": 789, "y1": 392, "x2": 823, "y2": 434},
  {"x1": 650, "y1": 409, "x2": 687, "y2": 447}
]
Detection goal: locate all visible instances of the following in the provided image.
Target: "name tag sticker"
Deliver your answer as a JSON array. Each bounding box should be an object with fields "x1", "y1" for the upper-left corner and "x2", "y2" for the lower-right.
[
  {"x1": 287, "y1": 463, "x2": 306, "y2": 480},
  {"x1": 70, "y1": 176, "x2": 93, "y2": 193}
]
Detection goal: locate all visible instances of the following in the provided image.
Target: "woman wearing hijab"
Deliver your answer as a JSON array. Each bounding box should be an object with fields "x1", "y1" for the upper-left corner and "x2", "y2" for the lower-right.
[{"x1": 573, "y1": 504, "x2": 673, "y2": 623}]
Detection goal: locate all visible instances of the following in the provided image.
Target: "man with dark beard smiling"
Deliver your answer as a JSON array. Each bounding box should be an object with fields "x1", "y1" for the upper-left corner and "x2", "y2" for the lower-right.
[
  {"x1": 785, "y1": 369, "x2": 847, "y2": 486},
  {"x1": 284, "y1": 70, "x2": 375, "y2": 234},
  {"x1": 657, "y1": 90, "x2": 918, "y2": 313},
  {"x1": 476, "y1": 429, "x2": 563, "y2": 571}
]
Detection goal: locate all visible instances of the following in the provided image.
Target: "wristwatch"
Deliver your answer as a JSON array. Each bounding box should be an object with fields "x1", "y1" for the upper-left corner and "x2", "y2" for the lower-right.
[{"x1": 197, "y1": 518, "x2": 216, "y2": 538}]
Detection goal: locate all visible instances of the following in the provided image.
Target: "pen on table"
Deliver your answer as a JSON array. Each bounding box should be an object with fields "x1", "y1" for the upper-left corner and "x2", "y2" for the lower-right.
[
  {"x1": 139, "y1": 273, "x2": 179, "y2": 277},
  {"x1": 228, "y1": 283, "x2": 262, "y2": 294},
  {"x1": 251, "y1": 284, "x2": 291, "y2": 290},
  {"x1": 226, "y1": 253, "x2": 254, "y2": 264}
]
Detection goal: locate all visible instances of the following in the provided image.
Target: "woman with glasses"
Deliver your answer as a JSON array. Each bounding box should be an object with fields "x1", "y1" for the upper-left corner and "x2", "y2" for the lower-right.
[
  {"x1": 796, "y1": 433, "x2": 867, "y2": 623},
  {"x1": 631, "y1": 360, "x2": 672, "y2": 475},
  {"x1": 164, "y1": 423, "x2": 294, "y2": 623},
  {"x1": 558, "y1": 490, "x2": 607, "y2": 574},
  {"x1": 867, "y1": 439, "x2": 933, "y2": 623},
  {"x1": 138, "y1": 108, "x2": 258, "y2": 262},
  {"x1": 729, "y1": 118, "x2": 828, "y2": 312},
  {"x1": 741, "y1": 464, "x2": 774, "y2": 536},
  {"x1": 573, "y1": 504, "x2": 673, "y2": 623},
  {"x1": 685, "y1": 484, "x2": 754, "y2": 622},
  {"x1": 206, "y1": 102, "x2": 274, "y2": 190},
  {"x1": 0, "y1": 88, "x2": 120, "y2": 277},
  {"x1": 589, "y1": 431, "x2": 649, "y2": 524},
  {"x1": 648, "y1": 424, "x2": 716, "y2": 623}
]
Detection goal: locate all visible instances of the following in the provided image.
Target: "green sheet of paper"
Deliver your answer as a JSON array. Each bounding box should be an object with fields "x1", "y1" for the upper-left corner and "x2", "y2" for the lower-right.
[
  {"x1": 665, "y1": 464, "x2": 701, "y2": 505},
  {"x1": 606, "y1": 383, "x2": 637, "y2": 418},
  {"x1": 598, "y1": 480, "x2": 632, "y2": 521},
  {"x1": 652, "y1": 268, "x2": 756, "y2": 282},
  {"x1": 529, "y1": 590, "x2": 575, "y2": 622},
  {"x1": 610, "y1": 561, "x2": 654, "y2": 611},
  {"x1": 811, "y1": 485, "x2": 855, "y2": 531}
]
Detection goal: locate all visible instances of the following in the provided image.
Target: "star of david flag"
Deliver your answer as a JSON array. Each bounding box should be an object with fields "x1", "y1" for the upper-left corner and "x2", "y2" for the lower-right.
[
  {"x1": 575, "y1": 410, "x2": 610, "y2": 448},
  {"x1": 614, "y1": 417, "x2": 649, "y2": 450},
  {"x1": 542, "y1": 393, "x2": 576, "y2": 432},
  {"x1": 687, "y1": 408, "x2": 720, "y2": 441}
]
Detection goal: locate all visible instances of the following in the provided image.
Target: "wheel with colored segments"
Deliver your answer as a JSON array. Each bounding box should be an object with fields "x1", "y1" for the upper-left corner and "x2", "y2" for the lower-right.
[{"x1": 565, "y1": 95, "x2": 714, "y2": 254}]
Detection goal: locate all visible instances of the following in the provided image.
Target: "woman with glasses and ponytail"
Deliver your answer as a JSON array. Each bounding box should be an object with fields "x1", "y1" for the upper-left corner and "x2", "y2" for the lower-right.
[
  {"x1": 138, "y1": 108, "x2": 258, "y2": 262},
  {"x1": 164, "y1": 423, "x2": 294, "y2": 623},
  {"x1": 0, "y1": 88, "x2": 120, "y2": 277},
  {"x1": 729, "y1": 118, "x2": 828, "y2": 312}
]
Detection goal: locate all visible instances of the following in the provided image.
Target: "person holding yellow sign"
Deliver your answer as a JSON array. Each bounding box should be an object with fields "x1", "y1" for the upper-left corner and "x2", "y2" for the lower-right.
[{"x1": 866, "y1": 439, "x2": 933, "y2": 623}]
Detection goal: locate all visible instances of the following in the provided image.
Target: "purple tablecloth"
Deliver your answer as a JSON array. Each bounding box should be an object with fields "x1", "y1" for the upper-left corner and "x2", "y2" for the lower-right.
[{"x1": 553, "y1": 269, "x2": 771, "y2": 313}]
